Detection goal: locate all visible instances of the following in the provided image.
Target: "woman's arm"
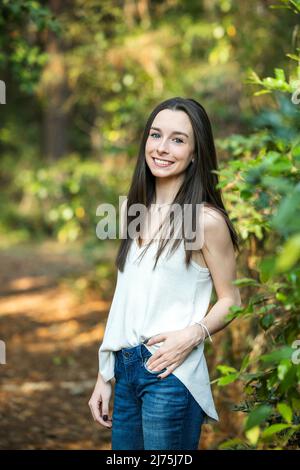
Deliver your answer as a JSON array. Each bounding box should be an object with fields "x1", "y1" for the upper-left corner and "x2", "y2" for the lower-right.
[{"x1": 188, "y1": 206, "x2": 242, "y2": 346}]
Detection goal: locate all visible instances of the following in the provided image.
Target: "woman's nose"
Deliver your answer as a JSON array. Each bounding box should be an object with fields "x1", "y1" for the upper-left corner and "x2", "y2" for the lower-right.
[{"x1": 156, "y1": 139, "x2": 169, "y2": 153}]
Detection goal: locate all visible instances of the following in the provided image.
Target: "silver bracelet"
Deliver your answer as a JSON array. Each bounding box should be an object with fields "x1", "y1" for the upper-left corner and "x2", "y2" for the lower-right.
[{"x1": 193, "y1": 321, "x2": 213, "y2": 343}]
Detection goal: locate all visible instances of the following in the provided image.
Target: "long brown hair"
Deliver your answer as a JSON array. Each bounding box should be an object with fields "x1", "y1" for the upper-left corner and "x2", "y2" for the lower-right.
[{"x1": 115, "y1": 97, "x2": 240, "y2": 272}]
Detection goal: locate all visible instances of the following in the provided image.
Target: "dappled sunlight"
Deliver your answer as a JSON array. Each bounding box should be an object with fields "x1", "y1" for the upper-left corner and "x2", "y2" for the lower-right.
[
  {"x1": 0, "y1": 283, "x2": 110, "y2": 322},
  {"x1": 23, "y1": 323, "x2": 106, "y2": 353},
  {"x1": 0, "y1": 287, "x2": 78, "y2": 317},
  {"x1": 0, "y1": 243, "x2": 111, "y2": 449},
  {"x1": 8, "y1": 275, "x2": 51, "y2": 291}
]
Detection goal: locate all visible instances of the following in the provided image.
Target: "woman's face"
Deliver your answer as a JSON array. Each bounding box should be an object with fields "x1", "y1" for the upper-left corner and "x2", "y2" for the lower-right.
[{"x1": 145, "y1": 109, "x2": 195, "y2": 178}]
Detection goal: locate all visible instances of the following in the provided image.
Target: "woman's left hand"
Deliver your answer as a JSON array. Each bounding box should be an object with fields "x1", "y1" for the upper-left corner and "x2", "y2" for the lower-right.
[{"x1": 145, "y1": 325, "x2": 203, "y2": 379}]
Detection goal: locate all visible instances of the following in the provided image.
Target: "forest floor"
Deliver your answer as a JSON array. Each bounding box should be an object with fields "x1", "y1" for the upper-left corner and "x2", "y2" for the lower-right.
[{"x1": 0, "y1": 239, "x2": 245, "y2": 450}]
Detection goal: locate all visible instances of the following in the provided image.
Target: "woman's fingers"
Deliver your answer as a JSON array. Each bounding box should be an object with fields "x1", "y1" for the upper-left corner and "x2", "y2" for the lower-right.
[
  {"x1": 157, "y1": 363, "x2": 178, "y2": 379},
  {"x1": 146, "y1": 356, "x2": 171, "y2": 372},
  {"x1": 101, "y1": 401, "x2": 113, "y2": 427},
  {"x1": 88, "y1": 398, "x2": 112, "y2": 428},
  {"x1": 88, "y1": 398, "x2": 101, "y2": 423}
]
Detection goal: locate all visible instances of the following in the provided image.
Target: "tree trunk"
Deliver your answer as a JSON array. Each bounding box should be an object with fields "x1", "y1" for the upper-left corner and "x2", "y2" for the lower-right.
[{"x1": 42, "y1": 0, "x2": 69, "y2": 161}]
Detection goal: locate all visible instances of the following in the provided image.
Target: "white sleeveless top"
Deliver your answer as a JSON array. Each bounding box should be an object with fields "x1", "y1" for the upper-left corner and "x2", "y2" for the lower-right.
[{"x1": 98, "y1": 238, "x2": 219, "y2": 424}]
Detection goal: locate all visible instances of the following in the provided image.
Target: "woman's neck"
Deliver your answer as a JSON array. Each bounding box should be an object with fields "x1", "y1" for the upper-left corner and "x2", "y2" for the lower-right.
[{"x1": 153, "y1": 178, "x2": 183, "y2": 205}]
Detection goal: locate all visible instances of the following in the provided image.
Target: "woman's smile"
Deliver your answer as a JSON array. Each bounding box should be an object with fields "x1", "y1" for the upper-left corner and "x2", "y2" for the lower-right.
[{"x1": 152, "y1": 157, "x2": 176, "y2": 168}]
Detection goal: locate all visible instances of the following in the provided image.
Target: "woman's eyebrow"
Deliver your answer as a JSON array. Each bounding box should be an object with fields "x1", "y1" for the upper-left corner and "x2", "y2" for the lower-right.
[{"x1": 150, "y1": 126, "x2": 189, "y2": 138}]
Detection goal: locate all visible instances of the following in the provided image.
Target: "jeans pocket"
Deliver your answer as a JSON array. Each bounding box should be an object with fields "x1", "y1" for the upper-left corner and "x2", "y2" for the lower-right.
[{"x1": 143, "y1": 355, "x2": 167, "y2": 375}]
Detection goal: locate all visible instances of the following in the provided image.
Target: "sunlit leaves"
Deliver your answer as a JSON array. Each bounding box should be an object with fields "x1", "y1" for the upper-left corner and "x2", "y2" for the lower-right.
[
  {"x1": 277, "y1": 402, "x2": 293, "y2": 423},
  {"x1": 215, "y1": 2, "x2": 300, "y2": 450},
  {"x1": 246, "y1": 67, "x2": 293, "y2": 94}
]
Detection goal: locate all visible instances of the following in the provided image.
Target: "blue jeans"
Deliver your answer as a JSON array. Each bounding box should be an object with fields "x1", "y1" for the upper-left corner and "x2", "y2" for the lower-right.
[{"x1": 111, "y1": 342, "x2": 206, "y2": 450}]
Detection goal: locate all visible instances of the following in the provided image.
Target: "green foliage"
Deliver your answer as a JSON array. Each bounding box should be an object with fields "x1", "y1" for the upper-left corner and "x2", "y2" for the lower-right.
[
  {"x1": 245, "y1": 67, "x2": 295, "y2": 95},
  {"x1": 0, "y1": 0, "x2": 60, "y2": 93},
  {"x1": 216, "y1": 0, "x2": 300, "y2": 450},
  {"x1": 0, "y1": 152, "x2": 130, "y2": 243}
]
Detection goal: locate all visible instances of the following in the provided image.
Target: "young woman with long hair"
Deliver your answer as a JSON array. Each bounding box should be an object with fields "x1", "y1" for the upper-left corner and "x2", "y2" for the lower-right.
[{"x1": 88, "y1": 97, "x2": 242, "y2": 450}]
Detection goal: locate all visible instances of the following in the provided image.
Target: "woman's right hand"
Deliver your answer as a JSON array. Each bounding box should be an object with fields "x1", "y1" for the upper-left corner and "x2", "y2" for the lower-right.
[{"x1": 88, "y1": 374, "x2": 113, "y2": 428}]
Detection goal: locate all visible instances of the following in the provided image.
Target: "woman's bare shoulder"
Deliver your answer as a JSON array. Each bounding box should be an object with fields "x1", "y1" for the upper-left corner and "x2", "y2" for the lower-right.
[{"x1": 202, "y1": 203, "x2": 227, "y2": 230}]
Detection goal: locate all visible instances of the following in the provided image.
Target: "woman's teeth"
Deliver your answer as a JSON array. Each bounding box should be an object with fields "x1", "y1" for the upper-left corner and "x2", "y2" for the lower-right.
[{"x1": 153, "y1": 158, "x2": 175, "y2": 167}]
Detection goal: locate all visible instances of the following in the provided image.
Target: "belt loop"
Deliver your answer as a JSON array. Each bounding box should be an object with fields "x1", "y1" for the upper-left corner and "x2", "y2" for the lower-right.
[
  {"x1": 138, "y1": 342, "x2": 145, "y2": 365},
  {"x1": 138, "y1": 343, "x2": 142, "y2": 362}
]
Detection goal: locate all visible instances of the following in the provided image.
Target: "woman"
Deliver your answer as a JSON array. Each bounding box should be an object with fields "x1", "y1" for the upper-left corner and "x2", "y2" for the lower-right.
[{"x1": 88, "y1": 97, "x2": 242, "y2": 450}]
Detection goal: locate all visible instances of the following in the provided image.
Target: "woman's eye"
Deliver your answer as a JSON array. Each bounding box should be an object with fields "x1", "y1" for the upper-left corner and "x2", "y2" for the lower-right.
[{"x1": 150, "y1": 133, "x2": 183, "y2": 144}]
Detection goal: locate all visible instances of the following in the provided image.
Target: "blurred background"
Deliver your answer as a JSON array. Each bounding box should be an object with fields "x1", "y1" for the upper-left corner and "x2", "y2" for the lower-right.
[{"x1": 0, "y1": 0, "x2": 299, "y2": 450}]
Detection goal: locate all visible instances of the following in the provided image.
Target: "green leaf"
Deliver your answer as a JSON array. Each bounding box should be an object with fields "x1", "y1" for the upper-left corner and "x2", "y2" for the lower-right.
[
  {"x1": 218, "y1": 438, "x2": 245, "y2": 449},
  {"x1": 245, "y1": 405, "x2": 273, "y2": 431},
  {"x1": 240, "y1": 354, "x2": 250, "y2": 372},
  {"x1": 217, "y1": 364, "x2": 238, "y2": 374},
  {"x1": 247, "y1": 70, "x2": 262, "y2": 83},
  {"x1": 258, "y1": 256, "x2": 277, "y2": 282},
  {"x1": 286, "y1": 54, "x2": 300, "y2": 62},
  {"x1": 276, "y1": 292, "x2": 288, "y2": 302},
  {"x1": 277, "y1": 359, "x2": 291, "y2": 381},
  {"x1": 254, "y1": 89, "x2": 272, "y2": 96},
  {"x1": 243, "y1": 371, "x2": 266, "y2": 381},
  {"x1": 233, "y1": 278, "x2": 260, "y2": 287},
  {"x1": 218, "y1": 373, "x2": 239, "y2": 386},
  {"x1": 261, "y1": 423, "x2": 291, "y2": 438},
  {"x1": 228, "y1": 304, "x2": 245, "y2": 315},
  {"x1": 279, "y1": 365, "x2": 297, "y2": 393},
  {"x1": 274, "y1": 68, "x2": 286, "y2": 82},
  {"x1": 291, "y1": 398, "x2": 300, "y2": 411},
  {"x1": 277, "y1": 403, "x2": 293, "y2": 424},
  {"x1": 261, "y1": 346, "x2": 294, "y2": 363},
  {"x1": 275, "y1": 234, "x2": 300, "y2": 272},
  {"x1": 245, "y1": 426, "x2": 260, "y2": 445},
  {"x1": 260, "y1": 314, "x2": 275, "y2": 330}
]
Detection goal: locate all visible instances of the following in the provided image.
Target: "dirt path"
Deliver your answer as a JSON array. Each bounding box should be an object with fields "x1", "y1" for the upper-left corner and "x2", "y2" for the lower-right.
[
  {"x1": 0, "y1": 240, "x2": 244, "y2": 449},
  {"x1": 0, "y1": 240, "x2": 115, "y2": 449}
]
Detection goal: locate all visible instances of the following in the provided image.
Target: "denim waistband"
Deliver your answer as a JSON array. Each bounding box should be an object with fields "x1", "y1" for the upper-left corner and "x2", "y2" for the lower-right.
[{"x1": 114, "y1": 341, "x2": 152, "y2": 364}]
